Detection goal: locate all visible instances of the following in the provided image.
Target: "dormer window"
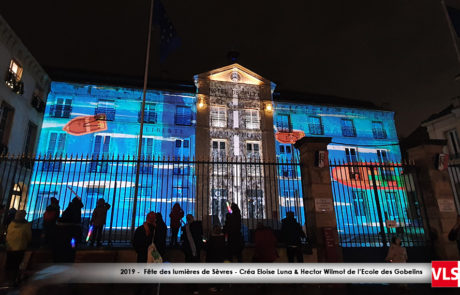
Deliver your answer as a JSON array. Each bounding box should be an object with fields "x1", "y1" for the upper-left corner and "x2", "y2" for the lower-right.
[{"x1": 5, "y1": 59, "x2": 24, "y2": 95}]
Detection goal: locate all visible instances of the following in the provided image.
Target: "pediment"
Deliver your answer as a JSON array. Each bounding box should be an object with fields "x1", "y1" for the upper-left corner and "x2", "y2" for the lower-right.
[{"x1": 194, "y1": 63, "x2": 274, "y2": 87}]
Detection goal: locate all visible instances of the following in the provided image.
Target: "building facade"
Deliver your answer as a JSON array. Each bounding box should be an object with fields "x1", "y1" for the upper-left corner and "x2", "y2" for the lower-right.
[
  {"x1": 25, "y1": 64, "x2": 415, "y2": 244},
  {"x1": 0, "y1": 15, "x2": 50, "y2": 210}
]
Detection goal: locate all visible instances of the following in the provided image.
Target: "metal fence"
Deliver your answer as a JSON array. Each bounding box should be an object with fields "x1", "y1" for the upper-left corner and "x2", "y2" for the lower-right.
[
  {"x1": 329, "y1": 160, "x2": 428, "y2": 248},
  {"x1": 0, "y1": 154, "x2": 303, "y2": 245}
]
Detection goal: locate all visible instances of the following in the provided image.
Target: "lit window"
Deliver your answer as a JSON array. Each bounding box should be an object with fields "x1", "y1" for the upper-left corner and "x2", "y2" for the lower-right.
[
  {"x1": 95, "y1": 99, "x2": 116, "y2": 121},
  {"x1": 372, "y1": 121, "x2": 387, "y2": 139},
  {"x1": 210, "y1": 106, "x2": 226, "y2": 128},
  {"x1": 139, "y1": 102, "x2": 157, "y2": 123},
  {"x1": 276, "y1": 114, "x2": 291, "y2": 133},
  {"x1": 341, "y1": 119, "x2": 356, "y2": 137},
  {"x1": 175, "y1": 106, "x2": 192, "y2": 126},
  {"x1": 246, "y1": 142, "x2": 261, "y2": 159},
  {"x1": 245, "y1": 109, "x2": 260, "y2": 129},
  {"x1": 211, "y1": 139, "x2": 226, "y2": 158},
  {"x1": 50, "y1": 98, "x2": 72, "y2": 118},
  {"x1": 5, "y1": 59, "x2": 24, "y2": 94},
  {"x1": 9, "y1": 60, "x2": 23, "y2": 81},
  {"x1": 308, "y1": 116, "x2": 323, "y2": 135}
]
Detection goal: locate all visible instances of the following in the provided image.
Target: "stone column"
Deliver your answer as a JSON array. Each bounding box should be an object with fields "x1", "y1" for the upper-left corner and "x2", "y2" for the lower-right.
[
  {"x1": 407, "y1": 142, "x2": 460, "y2": 259},
  {"x1": 294, "y1": 137, "x2": 343, "y2": 262}
]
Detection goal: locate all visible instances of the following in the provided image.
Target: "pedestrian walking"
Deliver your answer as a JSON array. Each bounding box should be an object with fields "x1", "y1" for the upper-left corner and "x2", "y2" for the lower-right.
[
  {"x1": 181, "y1": 214, "x2": 203, "y2": 262},
  {"x1": 89, "y1": 198, "x2": 111, "y2": 247},
  {"x1": 223, "y1": 203, "x2": 244, "y2": 262},
  {"x1": 5, "y1": 210, "x2": 31, "y2": 284},
  {"x1": 169, "y1": 203, "x2": 184, "y2": 247},
  {"x1": 253, "y1": 223, "x2": 278, "y2": 262},
  {"x1": 133, "y1": 212, "x2": 156, "y2": 262},
  {"x1": 281, "y1": 211, "x2": 306, "y2": 262},
  {"x1": 154, "y1": 212, "x2": 167, "y2": 259}
]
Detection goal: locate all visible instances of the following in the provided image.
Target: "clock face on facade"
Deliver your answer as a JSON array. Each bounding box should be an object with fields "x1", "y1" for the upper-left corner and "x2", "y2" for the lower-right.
[{"x1": 230, "y1": 71, "x2": 240, "y2": 82}]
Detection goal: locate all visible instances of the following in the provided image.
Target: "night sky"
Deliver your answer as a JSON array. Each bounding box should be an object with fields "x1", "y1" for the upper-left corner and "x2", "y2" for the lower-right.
[{"x1": 1, "y1": 0, "x2": 460, "y2": 137}]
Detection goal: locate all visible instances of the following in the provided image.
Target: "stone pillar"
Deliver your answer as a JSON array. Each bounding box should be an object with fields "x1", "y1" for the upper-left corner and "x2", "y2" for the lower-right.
[
  {"x1": 407, "y1": 143, "x2": 460, "y2": 259},
  {"x1": 294, "y1": 137, "x2": 343, "y2": 262}
]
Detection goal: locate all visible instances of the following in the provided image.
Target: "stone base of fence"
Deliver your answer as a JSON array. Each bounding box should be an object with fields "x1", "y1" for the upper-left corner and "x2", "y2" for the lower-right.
[{"x1": 0, "y1": 247, "x2": 318, "y2": 274}]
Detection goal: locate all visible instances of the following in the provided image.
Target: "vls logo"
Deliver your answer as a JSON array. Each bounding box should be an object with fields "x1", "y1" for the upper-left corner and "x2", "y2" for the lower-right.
[{"x1": 432, "y1": 261, "x2": 460, "y2": 287}]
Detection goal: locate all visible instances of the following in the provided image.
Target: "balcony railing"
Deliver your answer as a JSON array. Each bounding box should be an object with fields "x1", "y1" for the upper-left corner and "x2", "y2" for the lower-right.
[{"x1": 5, "y1": 71, "x2": 24, "y2": 95}]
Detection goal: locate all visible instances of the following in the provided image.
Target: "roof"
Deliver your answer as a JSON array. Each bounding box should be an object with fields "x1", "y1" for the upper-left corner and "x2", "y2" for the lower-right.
[
  {"x1": 45, "y1": 67, "x2": 386, "y2": 111},
  {"x1": 422, "y1": 105, "x2": 454, "y2": 124}
]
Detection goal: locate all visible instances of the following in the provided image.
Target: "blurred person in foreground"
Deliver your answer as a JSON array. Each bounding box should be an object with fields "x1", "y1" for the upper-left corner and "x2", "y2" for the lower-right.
[
  {"x1": 5, "y1": 210, "x2": 31, "y2": 284},
  {"x1": 181, "y1": 214, "x2": 203, "y2": 262},
  {"x1": 253, "y1": 222, "x2": 278, "y2": 262}
]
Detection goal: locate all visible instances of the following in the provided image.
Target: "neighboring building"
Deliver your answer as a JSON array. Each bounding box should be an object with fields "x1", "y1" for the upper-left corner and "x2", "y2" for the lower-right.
[
  {"x1": 26, "y1": 64, "x2": 411, "y2": 244},
  {"x1": 417, "y1": 97, "x2": 460, "y2": 212},
  {"x1": 0, "y1": 15, "x2": 50, "y2": 210},
  {"x1": 0, "y1": 15, "x2": 50, "y2": 155}
]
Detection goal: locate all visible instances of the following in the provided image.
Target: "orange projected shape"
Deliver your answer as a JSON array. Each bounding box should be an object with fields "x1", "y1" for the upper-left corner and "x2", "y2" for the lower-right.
[
  {"x1": 330, "y1": 162, "x2": 404, "y2": 190},
  {"x1": 275, "y1": 130, "x2": 305, "y2": 144},
  {"x1": 63, "y1": 114, "x2": 108, "y2": 136}
]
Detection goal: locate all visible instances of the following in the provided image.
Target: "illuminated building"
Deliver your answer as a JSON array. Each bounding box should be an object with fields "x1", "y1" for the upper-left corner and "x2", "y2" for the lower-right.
[{"x1": 28, "y1": 64, "x2": 410, "y2": 241}]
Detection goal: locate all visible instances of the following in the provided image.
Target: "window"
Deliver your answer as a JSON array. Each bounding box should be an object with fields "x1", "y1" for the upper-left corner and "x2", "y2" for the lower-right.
[
  {"x1": 211, "y1": 139, "x2": 226, "y2": 158},
  {"x1": 0, "y1": 102, "x2": 14, "y2": 154},
  {"x1": 173, "y1": 186, "x2": 189, "y2": 202},
  {"x1": 140, "y1": 137, "x2": 155, "y2": 173},
  {"x1": 341, "y1": 119, "x2": 356, "y2": 137},
  {"x1": 89, "y1": 135, "x2": 110, "y2": 173},
  {"x1": 43, "y1": 132, "x2": 66, "y2": 171},
  {"x1": 175, "y1": 106, "x2": 192, "y2": 126},
  {"x1": 376, "y1": 149, "x2": 393, "y2": 181},
  {"x1": 139, "y1": 102, "x2": 157, "y2": 123},
  {"x1": 279, "y1": 144, "x2": 292, "y2": 155},
  {"x1": 86, "y1": 186, "x2": 105, "y2": 196},
  {"x1": 95, "y1": 99, "x2": 116, "y2": 121},
  {"x1": 24, "y1": 122, "x2": 38, "y2": 156},
  {"x1": 446, "y1": 129, "x2": 460, "y2": 156},
  {"x1": 372, "y1": 121, "x2": 387, "y2": 139},
  {"x1": 308, "y1": 116, "x2": 323, "y2": 135},
  {"x1": 246, "y1": 142, "x2": 261, "y2": 159},
  {"x1": 50, "y1": 98, "x2": 72, "y2": 118},
  {"x1": 211, "y1": 188, "x2": 228, "y2": 226},
  {"x1": 384, "y1": 192, "x2": 399, "y2": 220},
  {"x1": 5, "y1": 59, "x2": 24, "y2": 94},
  {"x1": 246, "y1": 189, "x2": 264, "y2": 218},
  {"x1": 173, "y1": 139, "x2": 190, "y2": 174},
  {"x1": 345, "y1": 147, "x2": 360, "y2": 179},
  {"x1": 276, "y1": 114, "x2": 291, "y2": 133},
  {"x1": 244, "y1": 109, "x2": 260, "y2": 129},
  {"x1": 210, "y1": 106, "x2": 226, "y2": 128},
  {"x1": 352, "y1": 191, "x2": 369, "y2": 219}
]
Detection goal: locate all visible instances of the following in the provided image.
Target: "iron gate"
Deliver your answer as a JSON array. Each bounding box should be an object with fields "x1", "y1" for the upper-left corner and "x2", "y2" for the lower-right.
[{"x1": 329, "y1": 160, "x2": 428, "y2": 248}]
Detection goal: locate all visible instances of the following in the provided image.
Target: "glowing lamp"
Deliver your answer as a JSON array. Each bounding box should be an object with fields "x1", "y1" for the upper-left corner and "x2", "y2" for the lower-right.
[
  {"x1": 198, "y1": 98, "x2": 205, "y2": 109},
  {"x1": 265, "y1": 103, "x2": 273, "y2": 112}
]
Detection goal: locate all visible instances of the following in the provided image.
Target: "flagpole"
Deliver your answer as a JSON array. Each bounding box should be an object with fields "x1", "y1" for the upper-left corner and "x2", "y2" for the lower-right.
[{"x1": 132, "y1": 0, "x2": 155, "y2": 233}]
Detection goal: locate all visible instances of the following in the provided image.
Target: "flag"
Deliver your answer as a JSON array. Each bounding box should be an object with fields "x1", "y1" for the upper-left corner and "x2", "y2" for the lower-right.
[
  {"x1": 153, "y1": 0, "x2": 181, "y2": 62},
  {"x1": 447, "y1": 6, "x2": 460, "y2": 37}
]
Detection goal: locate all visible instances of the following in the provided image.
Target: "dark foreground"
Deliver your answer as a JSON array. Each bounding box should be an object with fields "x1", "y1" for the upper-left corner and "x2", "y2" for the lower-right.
[{"x1": 1, "y1": 283, "x2": 460, "y2": 295}]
